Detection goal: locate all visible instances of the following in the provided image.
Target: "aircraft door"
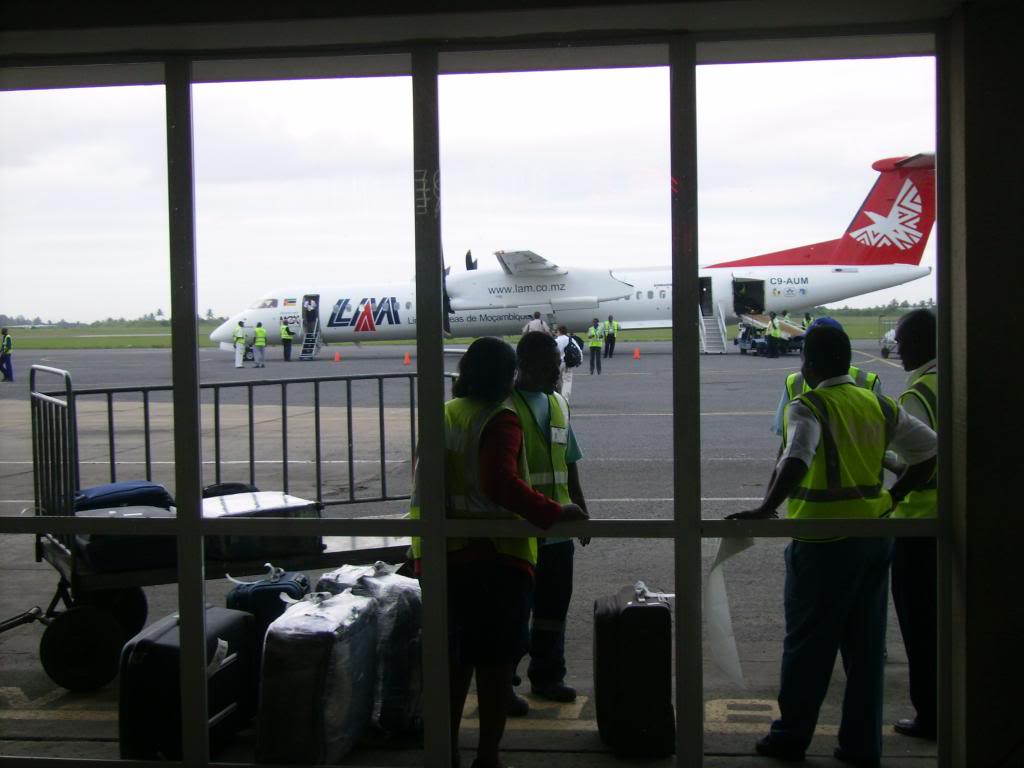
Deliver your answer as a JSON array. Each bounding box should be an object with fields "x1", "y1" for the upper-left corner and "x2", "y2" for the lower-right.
[
  {"x1": 302, "y1": 294, "x2": 320, "y2": 334},
  {"x1": 698, "y1": 277, "x2": 714, "y2": 317},
  {"x1": 732, "y1": 278, "x2": 764, "y2": 316}
]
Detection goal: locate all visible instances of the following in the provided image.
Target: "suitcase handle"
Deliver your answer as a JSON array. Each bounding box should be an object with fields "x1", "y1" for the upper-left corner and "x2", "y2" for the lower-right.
[
  {"x1": 634, "y1": 581, "x2": 675, "y2": 603},
  {"x1": 226, "y1": 563, "x2": 285, "y2": 586}
]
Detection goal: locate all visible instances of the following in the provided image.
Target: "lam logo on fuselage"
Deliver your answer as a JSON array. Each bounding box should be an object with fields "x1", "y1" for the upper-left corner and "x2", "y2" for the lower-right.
[{"x1": 327, "y1": 297, "x2": 402, "y2": 331}]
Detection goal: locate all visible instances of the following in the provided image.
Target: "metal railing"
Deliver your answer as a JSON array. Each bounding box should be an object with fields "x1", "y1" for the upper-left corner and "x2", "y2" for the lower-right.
[
  {"x1": 48, "y1": 369, "x2": 454, "y2": 508},
  {"x1": 30, "y1": 366, "x2": 80, "y2": 519}
]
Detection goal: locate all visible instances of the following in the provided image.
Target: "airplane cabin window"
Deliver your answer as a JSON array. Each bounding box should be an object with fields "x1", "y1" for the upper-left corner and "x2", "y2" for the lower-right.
[
  {"x1": 647, "y1": 290, "x2": 654, "y2": 299},
  {"x1": 249, "y1": 298, "x2": 278, "y2": 309},
  {"x1": 405, "y1": 301, "x2": 412, "y2": 309},
  {"x1": 659, "y1": 290, "x2": 666, "y2": 299}
]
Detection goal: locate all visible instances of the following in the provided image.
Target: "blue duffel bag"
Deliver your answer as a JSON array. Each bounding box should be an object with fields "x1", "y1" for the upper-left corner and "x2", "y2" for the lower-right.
[{"x1": 74, "y1": 480, "x2": 175, "y2": 512}]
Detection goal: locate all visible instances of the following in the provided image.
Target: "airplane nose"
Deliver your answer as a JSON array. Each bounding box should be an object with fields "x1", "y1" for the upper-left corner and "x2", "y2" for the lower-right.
[{"x1": 210, "y1": 317, "x2": 236, "y2": 343}]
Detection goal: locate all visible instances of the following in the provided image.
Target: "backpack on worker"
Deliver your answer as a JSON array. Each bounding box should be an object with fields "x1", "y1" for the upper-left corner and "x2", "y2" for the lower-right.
[{"x1": 563, "y1": 338, "x2": 582, "y2": 368}]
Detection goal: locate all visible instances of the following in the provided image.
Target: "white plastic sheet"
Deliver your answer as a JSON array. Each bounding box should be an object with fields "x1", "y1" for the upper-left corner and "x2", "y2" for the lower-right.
[{"x1": 703, "y1": 537, "x2": 754, "y2": 689}]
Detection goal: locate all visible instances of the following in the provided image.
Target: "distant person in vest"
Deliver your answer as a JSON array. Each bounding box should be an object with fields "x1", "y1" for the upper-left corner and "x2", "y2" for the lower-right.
[
  {"x1": 586, "y1": 317, "x2": 604, "y2": 375},
  {"x1": 770, "y1": 316, "x2": 883, "y2": 441},
  {"x1": 0, "y1": 328, "x2": 12, "y2": 382},
  {"x1": 407, "y1": 336, "x2": 586, "y2": 768},
  {"x1": 801, "y1": 312, "x2": 813, "y2": 331},
  {"x1": 252, "y1": 321, "x2": 267, "y2": 368},
  {"x1": 232, "y1": 320, "x2": 246, "y2": 369},
  {"x1": 509, "y1": 331, "x2": 590, "y2": 716},
  {"x1": 603, "y1": 315, "x2": 620, "y2": 358},
  {"x1": 280, "y1": 320, "x2": 295, "y2": 362},
  {"x1": 727, "y1": 324, "x2": 937, "y2": 766},
  {"x1": 522, "y1": 310, "x2": 549, "y2": 335},
  {"x1": 889, "y1": 308, "x2": 939, "y2": 741},
  {"x1": 766, "y1": 311, "x2": 782, "y2": 358}
]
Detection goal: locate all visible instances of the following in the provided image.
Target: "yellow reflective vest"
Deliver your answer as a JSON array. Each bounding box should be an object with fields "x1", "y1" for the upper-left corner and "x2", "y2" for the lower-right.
[
  {"x1": 892, "y1": 367, "x2": 937, "y2": 519},
  {"x1": 783, "y1": 367, "x2": 879, "y2": 434},
  {"x1": 232, "y1": 326, "x2": 246, "y2": 346},
  {"x1": 586, "y1": 326, "x2": 604, "y2": 348},
  {"x1": 603, "y1": 320, "x2": 620, "y2": 336},
  {"x1": 280, "y1": 323, "x2": 293, "y2": 341},
  {"x1": 784, "y1": 384, "x2": 898, "y2": 522},
  {"x1": 510, "y1": 389, "x2": 571, "y2": 506},
  {"x1": 253, "y1": 327, "x2": 267, "y2": 347},
  {"x1": 409, "y1": 397, "x2": 537, "y2": 565}
]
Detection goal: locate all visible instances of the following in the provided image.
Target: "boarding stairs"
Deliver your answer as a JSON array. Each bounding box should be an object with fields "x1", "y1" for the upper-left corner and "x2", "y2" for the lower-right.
[
  {"x1": 699, "y1": 304, "x2": 728, "y2": 354},
  {"x1": 299, "y1": 321, "x2": 322, "y2": 361}
]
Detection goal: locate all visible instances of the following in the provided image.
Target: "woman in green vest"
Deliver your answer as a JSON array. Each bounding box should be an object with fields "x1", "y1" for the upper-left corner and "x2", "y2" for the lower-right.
[{"x1": 410, "y1": 336, "x2": 584, "y2": 768}]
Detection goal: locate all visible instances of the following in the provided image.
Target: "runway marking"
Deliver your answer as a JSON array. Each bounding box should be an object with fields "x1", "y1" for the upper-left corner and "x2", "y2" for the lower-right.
[{"x1": 853, "y1": 349, "x2": 904, "y2": 370}]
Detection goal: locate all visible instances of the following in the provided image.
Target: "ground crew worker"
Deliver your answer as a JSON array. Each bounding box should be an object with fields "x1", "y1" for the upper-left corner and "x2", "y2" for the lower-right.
[
  {"x1": 407, "y1": 336, "x2": 586, "y2": 768},
  {"x1": 767, "y1": 311, "x2": 782, "y2": 358},
  {"x1": 0, "y1": 328, "x2": 12, "y2": 382},
  {"x1": 603, "y1": 315, "x2": 620, "y2": 359},
  {"x1": 770, "y1": 316, "x2": 882, "y2": 438},
  {"x1": 252, "y1": 322, "x2": 267, "y2": 368},
  {"x1": 889, "y1": 308, "x2": 938, "y2": 741},
  {"x1": 280, "y1": 320, "x2": 294, "y2": 362},
  {"x1": 232, "y1": 321, "x2": 246, "y2": 369},
  {"x1": 586, "y1": 318, "x2": 604, "y2": 375},
  {"x1": 510, "y1": 331, "x2": 590, "y2": 714},
  {"x1": 801, "y1": 312, "x2": 813, "y2": 331},
  {"x1": 727, "y1": 324, "x2": 937, "y2": 766}
]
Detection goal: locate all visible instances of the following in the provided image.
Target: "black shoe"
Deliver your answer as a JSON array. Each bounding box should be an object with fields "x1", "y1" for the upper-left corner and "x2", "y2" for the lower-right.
[
  {"x1": 754, "y1": 735, "x2": 805, "y2": 762},
  {"x1": 506, "y1": 693, "x2": 529, "y2": 717},
  {"x1": 893, "y1": 718, "x2": 937, "y2": 740},
  {"x1": 833, "y1": 747, "x2": 880, "y2": 767},
  {"x1": 530, "y1": 681, "x2": 576, "y2": 702}
]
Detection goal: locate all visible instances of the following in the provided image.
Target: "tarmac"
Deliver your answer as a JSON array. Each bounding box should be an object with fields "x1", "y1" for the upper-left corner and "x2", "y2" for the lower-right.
[{"x1": 0, "y1": 340, "x2": 940, "y2": 766}]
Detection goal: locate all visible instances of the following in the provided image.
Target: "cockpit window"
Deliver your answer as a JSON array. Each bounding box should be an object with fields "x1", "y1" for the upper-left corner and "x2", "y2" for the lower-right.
[{"x1": 249, "y1": 298, "x2": 278, "y2": 309}]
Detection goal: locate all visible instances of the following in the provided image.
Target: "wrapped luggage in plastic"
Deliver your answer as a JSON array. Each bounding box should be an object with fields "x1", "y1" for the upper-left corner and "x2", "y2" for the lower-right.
[
  {"x1": 256, "y1": 591, "x2": 378, "y2": 765},
  {"x1": 317, "y1": 562, "x2": 423, "y2": 734}
]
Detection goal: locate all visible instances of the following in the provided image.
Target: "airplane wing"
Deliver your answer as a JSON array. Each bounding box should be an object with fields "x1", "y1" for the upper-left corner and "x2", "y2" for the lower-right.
[{"x1": 494, "y1": 250, "x2": 568, "y2": 277}]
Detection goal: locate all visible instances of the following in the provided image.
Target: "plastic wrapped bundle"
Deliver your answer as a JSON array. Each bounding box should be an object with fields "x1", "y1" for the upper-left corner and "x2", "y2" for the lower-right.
[
  {"x1": 256, "y1": 591, "x2": 378, "y2": 764},
  {"x1": 317, "y1": 562, "x2": 423, "y2": 734}
]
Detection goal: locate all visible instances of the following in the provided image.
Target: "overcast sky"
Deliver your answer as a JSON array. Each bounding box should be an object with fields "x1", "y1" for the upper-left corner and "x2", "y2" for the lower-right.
[{"x1": 0, "y1": 56, "x2": 935, "y2": 323}]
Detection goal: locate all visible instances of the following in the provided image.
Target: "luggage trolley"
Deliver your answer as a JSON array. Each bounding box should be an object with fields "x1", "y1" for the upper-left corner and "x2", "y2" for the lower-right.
[{"x1": 2, "y1": 365, "x2": 409, "y2": 692}]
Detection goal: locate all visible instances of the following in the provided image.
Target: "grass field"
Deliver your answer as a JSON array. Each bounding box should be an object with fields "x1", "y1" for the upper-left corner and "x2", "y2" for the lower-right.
[{"x1": 7, "y1": 313, "x2": 899, "y2": 350}]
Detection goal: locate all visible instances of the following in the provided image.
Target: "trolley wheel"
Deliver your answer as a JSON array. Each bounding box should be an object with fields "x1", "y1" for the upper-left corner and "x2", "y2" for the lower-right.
[
  {"x1": 739, "y1": 347, "x2": 748, "y2": 355},
  {"x1": 881, "y1": 347, "x2": 890, "y2": 359},
  {"x1": 39, "y1": 606, "x2": 124, "y2": 691},
  {"x1": 76, "y1": 587, "x2": 148, "y2": 639}
]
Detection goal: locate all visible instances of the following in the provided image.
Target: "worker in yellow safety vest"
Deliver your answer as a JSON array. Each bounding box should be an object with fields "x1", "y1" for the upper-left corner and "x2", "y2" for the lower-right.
[
  {"x1": 252, "y1": 322, "x2": 267, "y2": 368},
  {"x1": 888, "y1": 308, "x2": 938, "y2": 741},
  {"x1": 586, "y1": 318, "x2": 605, "y2": 375},
  {"x1": 767, "y1": 311, "x2": 783, "y2": 358},
  {"x1": 771, "y1": 316, "x2": 882, "y2": 440},
  {"x1": 280, "y1": 321, "x2": 294, "y2": 362},
  {"x1": 509, "y1": 330, "x2": 590, "y2": 713},
  {"x1": 232, "y1": 321, "x2": 247, "y2": 369},
  {"x1": 0, "y1": 327, "x2": 12, "y2": 383},
  {"x1": 727, "y1": 324, "x2": 937, "y2": 764},
  {"x1": 407, "y1": 336, "x2": 585, "y2": 768},
  {"x1": 602, "y1": 315, "x2": 621, "y2": 359}
]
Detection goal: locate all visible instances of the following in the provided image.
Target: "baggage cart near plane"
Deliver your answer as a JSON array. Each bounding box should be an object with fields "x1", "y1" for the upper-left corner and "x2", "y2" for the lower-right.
[
  {"x1": 879, "y1": 316, "x2": 901, "y2": 358},
  {"x1": 0, "y1": 365, "x2": 411, "y2": 692},
  {"x1": 734, "y1": 313, "x2": 805, "y2": 356}
]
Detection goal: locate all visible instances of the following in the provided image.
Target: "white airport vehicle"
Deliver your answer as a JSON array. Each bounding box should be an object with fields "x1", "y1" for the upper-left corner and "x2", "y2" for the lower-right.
[{"x1": 211, "y1": 154, "x2": 935, "y2": 355}]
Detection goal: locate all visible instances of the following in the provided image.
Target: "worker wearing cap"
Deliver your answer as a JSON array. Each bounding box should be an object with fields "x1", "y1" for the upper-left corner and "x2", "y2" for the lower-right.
[
  {"x1": 771, "y1": 316, "x2": 883, "y2": 439},
  {"x1": 232, "y1": 321, "x2": 246, "y2": 369}
]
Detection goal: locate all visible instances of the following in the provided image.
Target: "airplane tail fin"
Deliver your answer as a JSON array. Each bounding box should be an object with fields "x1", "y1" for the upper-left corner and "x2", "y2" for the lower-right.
[
  {"x1": 831, "y1": 153, "x2": 935, "y2": 266},
  {"x1": 704, "y1": 154, "x2": 935, "y2": 268}
]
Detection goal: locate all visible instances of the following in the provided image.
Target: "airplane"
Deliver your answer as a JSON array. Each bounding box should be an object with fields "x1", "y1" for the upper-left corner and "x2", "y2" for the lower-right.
[{"x1": 211, "y1": 153, "x2": 935, "y2": 351}]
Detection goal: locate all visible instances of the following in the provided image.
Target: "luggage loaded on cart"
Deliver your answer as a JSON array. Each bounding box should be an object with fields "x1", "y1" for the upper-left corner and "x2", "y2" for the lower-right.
[{"x1": 3, "y1": 366, "x2": 409, "y2": 694}]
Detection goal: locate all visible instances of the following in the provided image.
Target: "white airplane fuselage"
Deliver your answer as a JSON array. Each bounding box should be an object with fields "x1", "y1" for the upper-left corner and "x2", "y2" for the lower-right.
[{"x1": 210, "y1": 261, "x2": 930, "y2": 345}]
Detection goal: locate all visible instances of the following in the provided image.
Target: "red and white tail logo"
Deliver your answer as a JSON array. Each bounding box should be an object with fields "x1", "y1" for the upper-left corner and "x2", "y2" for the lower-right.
[
  {"x1": 705, "y1": 154, "x2": 935, "y2": 269},
  {"x1": 353, "y1": 302, "x2": 377, "y2": 332}
]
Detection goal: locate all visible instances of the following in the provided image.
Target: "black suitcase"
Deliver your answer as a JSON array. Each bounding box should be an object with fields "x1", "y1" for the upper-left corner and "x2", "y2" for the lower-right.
[
  {"x1": 74, "y1": 505, "x2": 177, "y2": 572},
  {"x1": 593, "y1": 584, "x2": 675, "y2": 757},
  {"x1": 225, "y1": 566, "x2": 310, "y2": 654},
  {"x1": 119, "y1": 606, "x2": 257, "y2": 760},
  {"x1": 202, "y1": 492, "x2": 324, "y2": 561},
  {"x1": 74, "y1": 479, "x2": 175, "y2": 512}
]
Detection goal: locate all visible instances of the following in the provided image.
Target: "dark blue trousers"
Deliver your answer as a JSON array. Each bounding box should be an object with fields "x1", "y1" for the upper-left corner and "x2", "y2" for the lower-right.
[
  {"x1": 891, "y1": 536, "x2": 937, "y2": 729},
  {"x1": 526, "y1": 539, "x2": 575, "y2": 687},
  {"x1": 770, "y1": 537, "x2": 892, "y2": 760}
]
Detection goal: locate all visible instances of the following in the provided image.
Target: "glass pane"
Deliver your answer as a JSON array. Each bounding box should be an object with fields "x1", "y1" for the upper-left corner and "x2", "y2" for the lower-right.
[{"x1": 697, "y1": 57, "x2": 937, "y2": 766}]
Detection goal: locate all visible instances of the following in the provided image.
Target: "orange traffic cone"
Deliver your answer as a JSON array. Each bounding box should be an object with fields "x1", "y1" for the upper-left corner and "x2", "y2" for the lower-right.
[
  {"x1": 334, "y1": 351, "x2": 341, "y2": 363},
  {"x1": 403, "y1": 352, "x2": 411, "y2": 366},
  {"x1": 633, "y1": 347, "x2": 641, "y2": 360}
]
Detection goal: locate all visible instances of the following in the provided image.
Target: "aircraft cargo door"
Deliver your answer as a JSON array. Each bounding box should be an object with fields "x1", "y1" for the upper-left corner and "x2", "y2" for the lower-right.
[
  {"x1": 732, "y1": 278, "x2": 764, "y2": 316},
  {"x1": 699, "y1": 277, "x2": 714, "y2": 317}
]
